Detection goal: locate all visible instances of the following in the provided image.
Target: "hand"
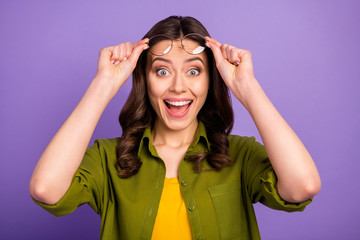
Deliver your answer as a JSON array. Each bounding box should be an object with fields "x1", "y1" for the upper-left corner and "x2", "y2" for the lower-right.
[
  {"x1": 94, "y1": 39, "x2": 149, "y2": 98},
  {"x1": 206, "y1": 38, "x2": 321, "y2": 203},
  {"x1": 205, "y1": 37, "x2": 258, "y2": 107}
]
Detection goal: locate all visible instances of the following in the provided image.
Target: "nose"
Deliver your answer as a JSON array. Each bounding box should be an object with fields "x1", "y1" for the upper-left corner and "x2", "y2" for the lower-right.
[{"x1": 169, "y1": 72, "x2": 187, "y2": 93}]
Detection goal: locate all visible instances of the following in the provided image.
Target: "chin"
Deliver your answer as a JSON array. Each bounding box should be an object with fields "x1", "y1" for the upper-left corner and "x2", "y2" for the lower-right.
[{"x1": 162, "y1": 117, "x2": 198, "y2": 131}]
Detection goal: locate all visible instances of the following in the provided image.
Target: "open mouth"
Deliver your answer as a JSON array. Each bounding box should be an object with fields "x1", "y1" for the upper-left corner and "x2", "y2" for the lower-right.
[{"x1": 164, "y1": 100, "x2": 193, "y2": 114}]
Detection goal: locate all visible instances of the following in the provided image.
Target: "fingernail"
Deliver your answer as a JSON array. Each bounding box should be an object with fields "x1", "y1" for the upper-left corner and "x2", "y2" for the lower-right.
[
  {"x1": 111, "y1": 60, "x2": 115, "y2": 64},
  {"x1": 144, "y1": 44, "x2": 149, "y2": 50},
  {"x1": 114, "y1": 60, "x2": 120, "y2": 66},
  {"x1": 205, "y1": 42, "x2": 211, "y2": 48},
  {"x1": 123, "y1": 57, "x2": 127, "y2": 61}
]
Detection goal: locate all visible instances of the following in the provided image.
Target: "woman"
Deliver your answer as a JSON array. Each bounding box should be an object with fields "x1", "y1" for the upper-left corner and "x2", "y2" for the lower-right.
[{"x1": 30, "y1": 16, "x2": 321, "y2": 239}]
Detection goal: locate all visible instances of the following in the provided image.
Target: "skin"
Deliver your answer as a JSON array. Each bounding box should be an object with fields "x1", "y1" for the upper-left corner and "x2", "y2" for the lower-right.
[
  {"x1": 29, "y1": 39, "x2": 149, "y2": 204},
  {"x1": 30, "y1": 35, "x2": 321, "y2": 205},
  {"x1": 145, "y1": 41, "x2": 210, "y2": 178},
  {"x1": 205, "y1": 37, "x2": 321, "y2": 202}
]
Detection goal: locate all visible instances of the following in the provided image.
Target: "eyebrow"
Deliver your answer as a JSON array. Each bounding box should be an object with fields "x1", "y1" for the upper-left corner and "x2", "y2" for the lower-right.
[
  {"x1": 151, "y1": 56, "x2": 205, "y2": 66},
  {"x1": 185, "y1": 57, "x2": 205, "y2": 65}
]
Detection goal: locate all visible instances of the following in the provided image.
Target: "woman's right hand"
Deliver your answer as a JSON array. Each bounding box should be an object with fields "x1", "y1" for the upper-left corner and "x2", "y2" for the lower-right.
[
  {"x1": 29, "y1": 39, "x2": 149, "y2": 205},
  {"x1": 94, "y1": 38, "x2": 149, "y2": 99}
]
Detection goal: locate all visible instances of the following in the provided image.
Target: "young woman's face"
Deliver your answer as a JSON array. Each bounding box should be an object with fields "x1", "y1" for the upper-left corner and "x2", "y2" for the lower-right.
[{"x1": 146, "y1": 39, "x2": 210, "y2": 132}]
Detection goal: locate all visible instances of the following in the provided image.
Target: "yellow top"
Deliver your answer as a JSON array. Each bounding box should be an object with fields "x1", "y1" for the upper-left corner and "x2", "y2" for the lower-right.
[{"x1": 151, "y1": 177, "x2": 192, "y2": 240}]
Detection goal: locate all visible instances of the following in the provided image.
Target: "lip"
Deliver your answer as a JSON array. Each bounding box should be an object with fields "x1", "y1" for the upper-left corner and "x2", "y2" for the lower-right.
[
  {"x1": 163, "y1": 98, "x2": 193, "y2": 118},
  {"x1": 164, "y1": 97, "x2": 192, "y2": 102}
]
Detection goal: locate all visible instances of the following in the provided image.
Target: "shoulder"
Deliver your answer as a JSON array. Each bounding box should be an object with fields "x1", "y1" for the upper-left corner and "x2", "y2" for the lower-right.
[
  {"x1": 93, "y1": 137, "x2": 121, "y2": 146},
  {"x1": 85, "y1": 137, "x2": 121, "y2": 157},
  {"x1": 227, "y1": 134, "x2": 266, "y2": 159},
  {"x1": 228, "y1": 134, "x2": 257, "y2": 148}
]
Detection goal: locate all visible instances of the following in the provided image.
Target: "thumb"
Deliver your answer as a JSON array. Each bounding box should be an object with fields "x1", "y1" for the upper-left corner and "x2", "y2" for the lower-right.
[
  {"x1": 205, "y1": 37, "x2": 226, "y2": 67},
  {"x1": 128, "y1": 38, "x2": 149, "y2": 65}
]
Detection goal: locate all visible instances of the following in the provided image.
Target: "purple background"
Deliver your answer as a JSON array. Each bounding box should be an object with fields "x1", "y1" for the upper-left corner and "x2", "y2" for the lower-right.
[{"x1": 1, "y1": 0, "x2": 359, "y2": 239}]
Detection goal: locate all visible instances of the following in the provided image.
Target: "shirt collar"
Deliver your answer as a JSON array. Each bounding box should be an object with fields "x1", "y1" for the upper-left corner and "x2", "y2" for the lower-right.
[{"x1": 138, "y1": 121, "x2": 210, "y2": 157}]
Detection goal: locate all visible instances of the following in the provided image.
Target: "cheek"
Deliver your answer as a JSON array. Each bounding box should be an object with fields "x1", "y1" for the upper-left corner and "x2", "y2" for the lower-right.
[
  {"x1": 147, "y1": 81, "x2": 161, "y2": 99},
  {"x1": 146, "y1": 79, "x2": 165, "y2": 110},
  {"x1": 193, "y1": 77, "x2": 210, "y2": 100},
  {"x1": 147, "y1": 82, "x2": 156, "y2": 104},
  {"x1": 147, "y1": 72, "x2": 171, "y2": 97}
]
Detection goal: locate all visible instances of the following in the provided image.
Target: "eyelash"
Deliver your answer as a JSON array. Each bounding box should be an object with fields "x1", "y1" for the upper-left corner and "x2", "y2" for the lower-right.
[
  {"x1": 188, "y1": 68, "x2": 200, "y2": 76},
  {"x1": 156, "y1": 68, "x2": 169, "y2": 76},
  {"x1": 155, "y1": 68, "x2": 201, "y2": 77}
]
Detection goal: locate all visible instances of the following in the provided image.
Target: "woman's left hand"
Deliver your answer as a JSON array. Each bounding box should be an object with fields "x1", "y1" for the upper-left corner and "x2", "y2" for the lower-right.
[
  {"x1": 206, "y1": 38, "x2": 321, "y2": 203},
  {"x1": 205, "y1": 37, "x2": 258, "y2": 108}
]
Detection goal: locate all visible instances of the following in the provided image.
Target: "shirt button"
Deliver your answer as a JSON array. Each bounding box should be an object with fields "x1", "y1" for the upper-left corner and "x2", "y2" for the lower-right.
[
  {"x1": 181, "y1": 180, "x2": 188, "y2": 186},
  {"x1": 188, "y1": 205, "x2": 195, "y2": 211}
]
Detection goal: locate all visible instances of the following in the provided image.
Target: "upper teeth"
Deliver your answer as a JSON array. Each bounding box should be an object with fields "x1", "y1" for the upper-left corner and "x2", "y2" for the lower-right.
[{"x1": 165, "y1": 100, "x2": 192, "y2": 106}]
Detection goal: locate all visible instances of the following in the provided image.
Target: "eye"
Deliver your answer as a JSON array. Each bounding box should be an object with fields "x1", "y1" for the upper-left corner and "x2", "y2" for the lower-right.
[
  {"x1": 156, "y1": 68, "x2": 169, "y2": 76},
  {"x1": 187, "y1": 68, "x2": 200, "y2": 76}
]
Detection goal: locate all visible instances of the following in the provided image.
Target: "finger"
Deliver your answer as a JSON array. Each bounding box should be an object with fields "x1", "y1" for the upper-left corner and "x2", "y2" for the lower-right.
[
  {"x1": 98, "y1": 46, "x2": 116, "y2": 69},
  {"x1": 220, "y1": 44, "x2": 229, "y2": 61},
  {"x1": 111, "y1": 45, "x2": 122, "y2": 65},
  {"x1": 228, "y1": 47, "x2": 241, "y2": 65},
  {"x1": 204, "y1": 37, "x2": 226, "y2": 67},
  {"x1": 124, "y1": 41, "x2": 133, "y2": 60},
  {"x1": 238, "y1": 49, "x2": 253, "y2": 63},
  {"x1": 133, "y1": 38, "x2": 149, "y2": 48},
  {"x1": 208, "y1": 43, "x2": 225, "y2": 66},
  {"x1": 99, "y1": 46, "x2": 114, "y2": 60},
  {"x1": 112, "y1": 42, "x2": 135, "y2": 65},
  {"x1": 205, "y1": 36, "x2": 222, "y2": 48},
  {"x1": 127, "y1": 38, "x2": 149, "y2": 64},
  {"x1": 118, "y1": 43, "x2": 128, "y2": 62}
]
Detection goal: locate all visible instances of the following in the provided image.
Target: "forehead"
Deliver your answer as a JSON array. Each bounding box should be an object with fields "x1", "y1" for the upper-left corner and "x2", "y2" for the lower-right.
[
  {"x1": 146, "y1": 39, "x2": 208, "y2": 66},
  {"x1": 149, "y1": 37, "x2": 201, "y2": 52}
]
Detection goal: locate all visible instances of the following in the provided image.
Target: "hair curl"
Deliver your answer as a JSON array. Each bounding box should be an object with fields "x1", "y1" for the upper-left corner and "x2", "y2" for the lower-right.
[{"x1": 116, "y1": 16, "x2": 234, "y2": 178}]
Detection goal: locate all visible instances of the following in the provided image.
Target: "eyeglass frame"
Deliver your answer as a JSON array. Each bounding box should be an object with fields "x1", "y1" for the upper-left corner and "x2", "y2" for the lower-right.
[{"x1": 145, "y1": 33, "x2": 208, "y2": 56}]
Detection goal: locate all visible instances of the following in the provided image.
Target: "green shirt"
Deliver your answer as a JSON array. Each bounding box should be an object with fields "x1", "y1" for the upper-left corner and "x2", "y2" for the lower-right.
[{"x1": 33, "y1": 122, "x2": 311, "y2": 239}]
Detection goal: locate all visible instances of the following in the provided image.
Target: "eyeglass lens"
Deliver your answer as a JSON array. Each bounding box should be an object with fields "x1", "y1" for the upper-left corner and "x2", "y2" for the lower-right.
[{"x1": 148, "y1": 33, "x2": 206, "y2": 56}]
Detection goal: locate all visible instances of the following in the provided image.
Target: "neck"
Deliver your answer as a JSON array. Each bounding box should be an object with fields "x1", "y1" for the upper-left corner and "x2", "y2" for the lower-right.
[{"x1": 151, "y1": 119, "x2": 198, "y2": 148}]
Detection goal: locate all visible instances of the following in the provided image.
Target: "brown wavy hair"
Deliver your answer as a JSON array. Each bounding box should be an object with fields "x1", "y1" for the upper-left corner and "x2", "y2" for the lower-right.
[{"x1": 116, "y1": 16, "x2": 234, "y2": 178}]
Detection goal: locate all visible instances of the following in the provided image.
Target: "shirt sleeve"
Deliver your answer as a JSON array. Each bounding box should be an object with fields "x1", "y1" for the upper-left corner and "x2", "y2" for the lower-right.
[
  {"x1": 244, "y1": 137, "x2": 312, "y2": 212},
  {"x1": 32, "y1": 140, "x2": 105, "y2": 217}
]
